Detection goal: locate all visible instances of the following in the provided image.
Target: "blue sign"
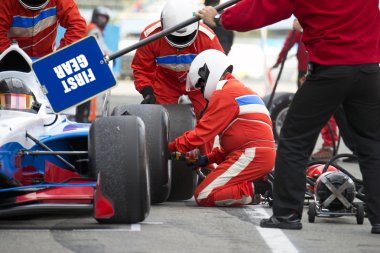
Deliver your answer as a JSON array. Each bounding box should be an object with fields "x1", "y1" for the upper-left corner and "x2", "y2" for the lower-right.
[{"x1": 32, "y1": 36, "x2": 116, "y2": 113}]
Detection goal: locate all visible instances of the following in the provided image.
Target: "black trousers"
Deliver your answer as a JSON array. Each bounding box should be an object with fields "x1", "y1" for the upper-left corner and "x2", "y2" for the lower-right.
[
  {"x1": 333, "y1": 105, "x2": 357, "y2": 154},
  {"x1": 273, "y1": 63, "x2": 380, "y2": 225}
]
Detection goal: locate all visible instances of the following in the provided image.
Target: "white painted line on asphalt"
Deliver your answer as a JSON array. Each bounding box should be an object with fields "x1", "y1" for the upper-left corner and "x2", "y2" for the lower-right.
[
  {"x1": 131, "y1": 224, "x2": 141, "y2": 231},
  {"x1": 245, "y1": 206, "x2": 299, "y2": 253},
  {"x1": 72, "y1": 228, "x2": 137, "y2": 232},
  {"x1": 4, "y1": 228, "x2": 139, "y2": 232},
  {"x1": 72, "y1": 224, "x2": 141, "y2": 232},
  {"x1": 3, "y1": 222, "x2": 164, "y2": 232},
  {"x1": 140, "y1": 221, "x2": 164, "y2": 225}
]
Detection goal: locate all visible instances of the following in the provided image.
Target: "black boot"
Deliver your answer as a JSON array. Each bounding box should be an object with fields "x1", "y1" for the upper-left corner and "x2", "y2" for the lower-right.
[
  {"x1": 260, "y1": 213, "x2": 302, "y2": 230},
  {"x1": 253, "y1": 180, "x2": 271, "y2": 195},
  {"x1": 372, "y1": 224, "x2": 380, "y2": 234},
  {"x1": 253, "y1": 172, "x2": 274, "y2": 206}
]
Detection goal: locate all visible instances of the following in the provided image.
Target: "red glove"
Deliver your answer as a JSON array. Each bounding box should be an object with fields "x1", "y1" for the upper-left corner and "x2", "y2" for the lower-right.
[{"x1": 168, "y1": 141, "x2": 176, "y2": 153}]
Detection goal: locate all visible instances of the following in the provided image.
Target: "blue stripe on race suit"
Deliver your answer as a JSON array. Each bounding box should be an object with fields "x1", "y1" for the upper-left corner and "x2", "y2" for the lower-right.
[
  {"x1": 235, "y1": 95, "x2": 265, "y2": 106},
  {"x1": 235, "y1": 95, "x2": 270, "y2": 116},
  {"x1": 12, "y1": 7, "x2": 57, "y2": 28},
  {"x1": 156, "y1": 54, "x2": 197, "y2": 65}
]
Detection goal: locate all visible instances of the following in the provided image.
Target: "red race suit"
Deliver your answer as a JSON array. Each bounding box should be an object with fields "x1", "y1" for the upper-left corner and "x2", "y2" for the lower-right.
[
  {"x1": 131, "y1": 21, "x2": 224, "y2": 120},
  {"x1": 169, "y1": 74, "x2": 276, "y2": 206}
]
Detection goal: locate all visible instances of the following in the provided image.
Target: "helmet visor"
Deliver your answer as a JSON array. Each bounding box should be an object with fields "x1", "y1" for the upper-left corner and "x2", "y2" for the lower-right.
[
  {"x1": 166, "y1": 30, "x2": 197, "y2": 49},
  {"x1": 0, "y1": 94, "x2": 33, "y2": 110}
]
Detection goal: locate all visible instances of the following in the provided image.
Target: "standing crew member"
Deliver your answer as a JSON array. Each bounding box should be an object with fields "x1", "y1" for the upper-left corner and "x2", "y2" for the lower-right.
[
  {"x1": 132, "y1": 0, "x2": 224, "y2": 157},
  {"x1": 275, "y1": 19, "x2": 356, "y2": 162},
  {"x1": 198, "y1": 0, "x2": 380, "y2": 233},
  {"x1": 273, "y1": 19, "x2": 340, "y2": 161},
  {"x1": 0, "y1": 0, "x2": 87, "y2": 57},
  {"x1": 132, "y1": 0, "x2": 223, "y2": 117},
  {"x1": 169, "y1": 49, "x2": 276, "y2": 207}
]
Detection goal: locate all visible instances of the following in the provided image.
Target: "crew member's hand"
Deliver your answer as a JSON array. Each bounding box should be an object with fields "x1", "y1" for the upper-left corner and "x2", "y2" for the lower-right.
[
  {"x1": 197, "y1": 6, "x2": 218, "y2": 27},
  {"x1": 170, "y1": 150, "x2": 209, "y2": 171},
  {"x1": 170, "y1": 149, "x2": 200, "y2": 164},
  {"x1": 298, "y1": 76, "x2": 306, "y2": 86},
  {"x1": 142, "y1": 94, "x2": 156, "y2": 104},
  {"x1": 187, "y1": 155, "x2": 209, "y2": 171},
  {"x1": 141, "y1": 86, "x2": 156, "y2": 104},
  {"x1": 185, "y1": 149, "x2": 200, "y2": 161}
]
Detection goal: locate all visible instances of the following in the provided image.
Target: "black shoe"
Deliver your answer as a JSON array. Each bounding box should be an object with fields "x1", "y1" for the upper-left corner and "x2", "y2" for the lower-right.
[
  {"x1": 254, "y1": 172, "x2": 274, "y2": 195},
  {"x1": 253, "y1": 180, "x2": 271, "y2": 195},
  {"x1": 260, "y1": 214, "x2": 302, "y2": 230},
  {"x1": 342, "y1": 156, "x2": 358, "y2": 163},
  {"x1": 372, "y1": 224, "x2": 380, "y2": 234}
]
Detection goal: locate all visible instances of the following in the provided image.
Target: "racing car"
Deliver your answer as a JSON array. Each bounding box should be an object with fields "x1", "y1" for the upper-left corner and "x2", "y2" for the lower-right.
[{"x1": 0, "y1": 43, "x2": 199, "y2": 224}]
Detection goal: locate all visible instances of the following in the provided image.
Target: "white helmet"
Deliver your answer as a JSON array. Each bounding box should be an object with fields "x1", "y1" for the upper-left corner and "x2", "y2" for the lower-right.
[
  {"x1": 186, "y1": 49, "x2": 232, "y2": 100},
  {"x1": 161, "y1": 0, "x2": 199, "y2": 49},
  {"x1": 18, "y1": 0, "x2": 49, "y2": 10}
]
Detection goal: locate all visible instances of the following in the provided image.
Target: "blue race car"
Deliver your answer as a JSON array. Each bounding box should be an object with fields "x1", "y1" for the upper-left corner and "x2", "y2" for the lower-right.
[
  {"x1": 0, "y1": 43, "x2": 150, "y2": 224},
  {"x1": 0, "y1": 42, "x2": 201, "y2": 224}
]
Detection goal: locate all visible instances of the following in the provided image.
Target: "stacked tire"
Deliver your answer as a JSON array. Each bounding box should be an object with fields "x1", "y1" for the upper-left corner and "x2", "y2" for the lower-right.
[{"x1": 112, "y1": 104, "x2": 198, "y2": 203}]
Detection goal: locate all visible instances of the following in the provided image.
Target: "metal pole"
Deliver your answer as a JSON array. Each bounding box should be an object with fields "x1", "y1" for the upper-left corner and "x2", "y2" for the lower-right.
[{"x1": 107, "y1": 0, "x2": 240, "y2": 62}]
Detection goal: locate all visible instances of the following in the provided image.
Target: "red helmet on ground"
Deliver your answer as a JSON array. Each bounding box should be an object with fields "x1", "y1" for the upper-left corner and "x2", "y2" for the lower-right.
[
  {"x1": 306, "y1": 164, "x2": 339, "y2": 193},
  {"x1": 306, "y1": 164, "x2": 339, "y2": 179}
]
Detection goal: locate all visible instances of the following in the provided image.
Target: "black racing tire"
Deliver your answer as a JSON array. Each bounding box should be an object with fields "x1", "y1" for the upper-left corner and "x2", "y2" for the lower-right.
[
  {"x1": 89, "y1": 116, "x2": 150, "y2": 224},
  {"x1": 355, "y1": 202, "x2": 365, "y2": 225},
  {"x1": 262, "y1": 92, "x2": 294, "y2": 140},
  {"x1": 112, "y1": 105, "x2": 171, "y2": 204},
  {"x1": 308, "y1": 202, "x2": 317, "y2": 223},
  {"x1": 163, "y1": 104, "x2": 198, "y2": 201}
]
